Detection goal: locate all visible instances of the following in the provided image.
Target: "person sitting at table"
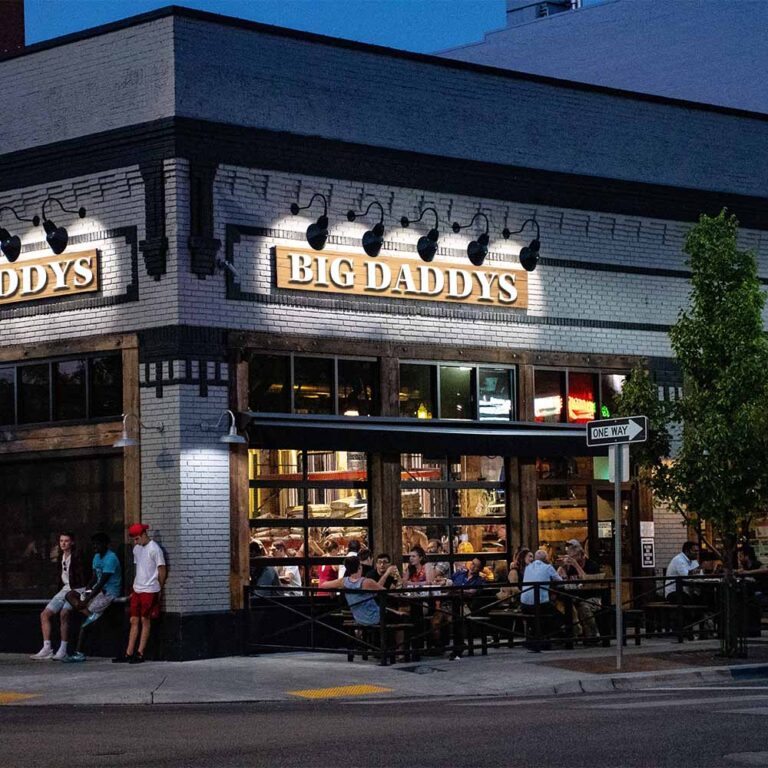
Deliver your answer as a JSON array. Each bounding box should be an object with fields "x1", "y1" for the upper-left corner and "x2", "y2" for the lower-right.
[
  {"x1": 319, "y1": 555, "x2": 383, "y2": 626},
  {"x1": 249, "y1": 541, "x2": 280, "y2": 597},
  {"x1": 316, "y1": 540, "x2": 340, "y2": 597},
  {"x1": 664, "y1": 541, "x2": 701, "y2": 603},
  {"x1": 374, "y1": 553, "x2": 402, "y2": 589},
  {"x1": 425, "y1": 539, "x2": 451, "y2": 583},
  {"x1": 520, "y1": 549, "x2": 563, "y2": 651},
  {"x1": 404, "y1": 546, "x2": 428, "y2": 585},
  {"x1": 508, "y1": 548, "x2": 533, "y2": 591},
  {"x1": 359, "y1": 548, "x2": 377, "y2": 580},
  {"x1": 429, "y1": 562, "x2": 454, "y2": 650},
  {"x1": 452, "y1": 557, "x2": 488, "y2": 592},
  {"x1": 736, "y1": 544, "x2": 768, "y2": 608},
  {"x1": 557, "y1": 539, "x2": 604, "y2": 642}
]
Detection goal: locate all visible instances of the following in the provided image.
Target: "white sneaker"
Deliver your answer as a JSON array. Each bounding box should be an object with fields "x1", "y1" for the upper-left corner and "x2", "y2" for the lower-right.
[
  {"x1": 30, "y1": 647, "x2": 54, "y2": 660},
  {"x1": 52, "y1": 647, "x2": 68, "y2": 661}
]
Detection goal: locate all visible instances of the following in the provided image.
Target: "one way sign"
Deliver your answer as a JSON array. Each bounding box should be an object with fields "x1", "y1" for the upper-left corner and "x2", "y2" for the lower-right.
[{"x1": 586, "y1": 415, "x2": 648, "y2": 447}]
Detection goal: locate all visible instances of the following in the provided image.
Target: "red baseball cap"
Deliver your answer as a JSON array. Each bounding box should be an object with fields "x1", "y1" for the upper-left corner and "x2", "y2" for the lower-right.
[{"x1": 127, "y1": 523, "x2": 149, "y2": 537}]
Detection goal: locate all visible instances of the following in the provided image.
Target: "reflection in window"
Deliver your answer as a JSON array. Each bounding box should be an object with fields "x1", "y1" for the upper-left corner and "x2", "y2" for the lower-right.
[
  {"x1": 534, "y1": 370, "x2": 565, "y2": 422},
  {"x1": 439, "y1": 366, "x2": 473, "y2": 420},
  {"x1": 399, "y1": 364, "x2": 435, "y2": 418},
  {"x1": 54, "y1": 360, "x2": 86, "y2": 421},
  {"x1": 537, "y1": 484, "x2": 589, "y2": 560},
  {"x1": 601, "y1": 374, "x2": 626, "y2": 418},
  {"x1": 568, "y1": 372, "x2": 597, "y2": 423},
  {"x1": 293, "y1": 357, "x2": 334, "y2": 414},
  {"x1": 249, "y1": 354, "x2": 291, "y2": 413},
  {"x1": 18, "y1": 363, "x2": 50, "y2": 423},
  {"x1": 0, "y1": 367, "x2": 14, "y2": 425},
  {"x1": 89, "y1": 356, "x2": 122, "y2": 418},
  {"x1": 338, "y1": 359, "x2": 376, "y2": 416},
  {"x1": 478, "y1": 368, "x2": 513, "y2": 421}
]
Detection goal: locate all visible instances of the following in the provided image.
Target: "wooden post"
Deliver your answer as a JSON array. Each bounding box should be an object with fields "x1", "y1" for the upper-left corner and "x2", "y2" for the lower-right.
[
  {"x1": 229, "y1": 352, "x2": 250, "y2": 610},
  {"x1": 122, "y1": 336, "x2": 141, "y2": 524}
]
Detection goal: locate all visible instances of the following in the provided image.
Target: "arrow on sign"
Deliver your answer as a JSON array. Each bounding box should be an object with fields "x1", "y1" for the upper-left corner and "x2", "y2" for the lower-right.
[{"x1": 626, "y1": 419, "x2": 644, "y2": 440}]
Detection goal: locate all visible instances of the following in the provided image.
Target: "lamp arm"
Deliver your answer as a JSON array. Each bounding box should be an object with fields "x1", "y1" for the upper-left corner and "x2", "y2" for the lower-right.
[
  {"x1": 0, "y1": 206, "x2": 39, "y2": 226},
  {"x1": 294, "y1": 193, "x2": 328, "y2": 216},
  {"x1": 401, "y1": 207, "x2": 439, "y2": 229},
  {"x1": 452, "y1": 211, "x2": 490, "y2": 234},
  {"x1": 503, "y1": 218, "x2": 539, "y2": 240},
  {"x1": 215, "y1": 409, "x2": 237, "y2": 430}
]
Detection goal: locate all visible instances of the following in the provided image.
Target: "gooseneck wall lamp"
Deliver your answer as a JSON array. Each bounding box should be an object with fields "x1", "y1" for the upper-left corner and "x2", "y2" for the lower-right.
[
  {"x1": 401, "y1": 207, "x2": 440, "y2": 263},
  {"x1": 217, "y1": 409, "x2": 247, "y2": 444},
  {"x1": 452, "y1": 212, "x2": 490, "y2": 267},
  {"x1": 113, "y1": 412, "x2": 165, "y2": 448},
  {"x1": 347, "y1": 200, "x2": 386, "y2": 258},
  {"x1": 502, "y1": 218, "x2": 541, "y2": 272},
  {"x1": 0, "y1": 206, "x2": 40, "y2": 263},
  {"x1": 290, "y1": 193, "x2": 329, "y2": 251},
  {"x1": 40, "y1": 197, "x2": 87, "y2": 256}
]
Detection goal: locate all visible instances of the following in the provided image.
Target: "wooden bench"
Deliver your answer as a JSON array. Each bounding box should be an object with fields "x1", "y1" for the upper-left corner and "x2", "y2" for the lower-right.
[
  {"x1": 644, "y1": 601, "x2": 711, "y2": 642},
  {"x1": 342, "y1": 618, "x2": 416, "y2": 665}
]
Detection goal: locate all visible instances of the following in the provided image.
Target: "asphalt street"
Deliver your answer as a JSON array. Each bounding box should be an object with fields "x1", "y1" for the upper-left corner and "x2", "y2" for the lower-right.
[{"x1": 2, "y1": 680, "x2": 768, "y2": 767}]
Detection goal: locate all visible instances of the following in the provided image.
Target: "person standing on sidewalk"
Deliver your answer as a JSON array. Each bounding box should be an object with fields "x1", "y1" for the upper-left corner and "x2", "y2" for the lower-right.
[
  {"x1": 113, "y1": 523, "x2": 167, "y2": 664},
  {"x1": 30, "y1": 532, "x2": 86, "y2": 661}
]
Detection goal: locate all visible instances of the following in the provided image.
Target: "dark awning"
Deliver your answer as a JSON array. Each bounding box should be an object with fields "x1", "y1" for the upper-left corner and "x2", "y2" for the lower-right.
[{"x1": 244, "y1": 412, "x2": 605, "y2": 457}]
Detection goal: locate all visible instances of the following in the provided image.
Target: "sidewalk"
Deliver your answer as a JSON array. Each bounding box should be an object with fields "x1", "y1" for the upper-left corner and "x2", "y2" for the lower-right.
[{"x1": 2, "y1": 639, "x2": 767, "y2": 706}]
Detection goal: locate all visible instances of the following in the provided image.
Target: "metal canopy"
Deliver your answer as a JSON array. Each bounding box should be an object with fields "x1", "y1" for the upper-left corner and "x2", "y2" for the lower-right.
[{"x1": 244, "y1": 412, "x2": 603, "y2": 457}]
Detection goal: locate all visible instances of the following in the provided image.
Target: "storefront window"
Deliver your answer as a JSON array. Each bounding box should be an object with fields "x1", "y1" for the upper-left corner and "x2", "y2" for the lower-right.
[
  {"x1": 53, "y1": 360, "x2": 87, "y2": 421},
  {"x1": 293, "y1": 357, "x2": 333, "y2": 414},
  {"x1": 249, "y1": 449, "x2": 371, "y2": 592},
  {"x1": 400, "y1": 454, "x2": 509, "y2": 575},
  {"x1": 249, "y1": 354, "x2": 291, "y2": 413},
  {"x1": 18, "y1": 363, "x2": 50, "y2": 424},
  {"x1": 400, "y1": 364, "x2": 435, "y2": 418},
  {"x1": 536, "y1": 456, "x2": 593, "y2": 481},
  {"x1": 478, "y1": 368, "x2": 513, "y2": 421},
  {"x1": 0, "y1": 454, "x2": 124, "y2": 599},
  {"x1": 534, "y1": 369, "x2": 565, "y2": 422},
  {"x1": 0, "y1": 367, "x2": 14, "y2": 425},
  {"x1": 601, "y1": 373, "x2": 626, "y2": 418},
  {"x1": 439, "y1": 366, "x2": 473, "y2": 420},
  {"x1": 338, "y1": 359, "x2": 376, "y2": 416},
  {"x1": 567, "y1": 372, "x2": 597, "y2": 423},
  {"x1": 89, "y1": 356, "x2": 123, "y2": 418},
  {"x1": 537, "y1": 484, "x2": 589, "y2": 560}
]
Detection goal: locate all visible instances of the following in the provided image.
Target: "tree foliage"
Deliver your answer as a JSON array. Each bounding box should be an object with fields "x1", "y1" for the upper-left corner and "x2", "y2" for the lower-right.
[{"x1": 616, "y1": 211, "x2": 768, "y2": 540}]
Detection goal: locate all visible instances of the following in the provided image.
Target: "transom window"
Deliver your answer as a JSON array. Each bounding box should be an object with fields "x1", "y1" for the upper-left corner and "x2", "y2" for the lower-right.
[
  {"x1": 248, "y1": 354, "x2": 377, "y2": 416},
  {"x1": 533, "y1": 369, "x2": 627, "y2": 424},
  {"x1": 399, "y1": 363, "x2": 516, "y2": 421},
  {"x1": 0, "y1": 354, "x2": 122, "y2": 427}
]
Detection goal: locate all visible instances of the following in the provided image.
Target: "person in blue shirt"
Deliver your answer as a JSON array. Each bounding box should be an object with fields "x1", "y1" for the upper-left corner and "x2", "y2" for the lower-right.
[
  {"x1": 520, "y1": 549, "x2": 564, "y2": 652},
  {"x1": 62, "y1": 532, "x2": 122, "y2": 663},
  {"x1": 452, "y1": 557, "x2": 488, "y2": 592}
]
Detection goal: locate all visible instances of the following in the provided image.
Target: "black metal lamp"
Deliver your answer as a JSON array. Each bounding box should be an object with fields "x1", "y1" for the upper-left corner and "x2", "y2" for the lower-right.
[
  {"x1": 347, "y1": 200, "x2": 385, "y2": 257},
  {"x1": 0, "y1": 206, "x2": 40, "y2": 263},
  {"x1": 290, "y1": 193, "x2": 329, "y2": 251},
  {"x1": 40, "y1": 197, "x2": 86, "y2": 255},
  {"x1": 502, "y1": 218, "x2": 541, "y2": 272},
  {"x1": 401, "y1": 207, "x2": 440, "y2": 263},
  {"x1": 452, "y1": 212, "x2": 490, "y2": 267}
]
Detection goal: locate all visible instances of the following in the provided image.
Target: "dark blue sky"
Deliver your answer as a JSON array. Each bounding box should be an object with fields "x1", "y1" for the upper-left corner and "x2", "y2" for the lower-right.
[{"x1": 25, "y1": 0, "x2": 512, "y2": 53}]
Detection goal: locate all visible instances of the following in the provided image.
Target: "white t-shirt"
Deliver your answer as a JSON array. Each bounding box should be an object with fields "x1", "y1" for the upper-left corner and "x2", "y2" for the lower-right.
[
  {"x1": 61, "y1": 552, "x2": 71, "y2": 589},
  {"x1": 132, "y1": 539, "x2": 166, "y2": 594}
]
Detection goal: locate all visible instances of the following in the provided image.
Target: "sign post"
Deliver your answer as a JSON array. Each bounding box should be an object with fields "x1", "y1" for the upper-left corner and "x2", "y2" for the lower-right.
[{"x1": 587, "y1": 416, "x2": 648, "y2": 671}]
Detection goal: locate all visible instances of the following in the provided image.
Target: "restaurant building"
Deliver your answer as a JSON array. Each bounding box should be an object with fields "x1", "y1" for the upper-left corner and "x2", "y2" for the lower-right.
[{"x1": 1, "y1": 5, "x2": 766, "y2": 658}]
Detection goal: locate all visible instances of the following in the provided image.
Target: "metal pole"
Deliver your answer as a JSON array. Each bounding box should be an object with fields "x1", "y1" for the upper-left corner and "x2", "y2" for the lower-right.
[{"x1": 613, "y1": 443, "x2": 624, "y2": 671}]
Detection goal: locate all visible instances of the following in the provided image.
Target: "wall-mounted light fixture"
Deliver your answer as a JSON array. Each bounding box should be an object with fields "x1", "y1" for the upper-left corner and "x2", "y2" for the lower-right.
[
  {"x1": 0, "y1": 206, "x2": 39, "y2": 263},
  {"x1": 347, "y1": 200, "x2": 386, "y2": 257},
  {"x1": 217, "y1": 409, "x2": 247, "y2": 444},
  {"x1": 39, "y1": 197, "x2": 86, "y2": 255},
  {"x1": 290, "y1": 193, "x2": 329, "y2": 251},
  {"x1": 401, "y1": 207, "x2": 440, "y2": 263},
  {"x1": 113, "y1": 412, "x2": 165, "y2": 448},
  {"x1": 502, "y1": 218, "x2": 541, "y2": 272},
  {"x1": 452, "y1": 212, "x2": 490, "y2": 267}
]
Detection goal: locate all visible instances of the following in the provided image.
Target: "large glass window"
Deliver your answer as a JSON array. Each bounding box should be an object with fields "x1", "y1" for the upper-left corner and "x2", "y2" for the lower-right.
[
  {"x1": 18, "y1": 363, "x2": 50, "y2": 424},
  {"x1": 537, "y1": 483, "x2": 589, "y2": 561},
  {"x1": 600, "y1": 373, "x2": 626, "y2": 419},
  {"x1": 0, "y1": 354, "x2": 122, "y2": 426},
  {"x1": 248, "y1": 353, "x2": 377, "y2": 417},
  {"x1": 400, "y1": 454, "x2": 509, "y2": 577},
  {"x1": 534, "y1": 369, "x2": 565, "y2": 423},
  {"x1": 0, "y1": 367, "x2": 14, "y2": 425},
  {"x1": 567, "y1": 372, "x2": 597, "y2": 423},
  {"x1": 249, "y1": 449, "x2": 372, "y2": 592},
  {"x1": 54, "y1": 360, "x2": 87, "y2": 421},
  {"x1": 400, "y1": 363, "x2": 516, "y2": 421},
  {"x1": 0, "y1": 454, "x2": 124, "y2": 599},
  {"x1": 536, "y1": 368, "x2": 627, "y2": 424}
]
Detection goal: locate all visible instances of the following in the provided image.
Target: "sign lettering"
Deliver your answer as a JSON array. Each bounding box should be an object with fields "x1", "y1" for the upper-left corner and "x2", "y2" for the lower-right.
[
  {"x1": 0, "y1": 250, "x2": 100, "y2": 307},
  {"x1": 275, "y1": 246, "x2": 528, "y2": 308}
]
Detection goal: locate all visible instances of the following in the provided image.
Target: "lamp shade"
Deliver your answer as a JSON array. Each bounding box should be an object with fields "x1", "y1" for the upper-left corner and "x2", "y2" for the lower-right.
[
  {"x1": 306, "y1": 216, "x2": 329, "y2": 251},
  {"x1": 43, "y1": 220, "x2": 68, "y2": 255},
  {"x1": 0, "y1": 229, "x2": 20, "y2": 262},
  {"x1": 467, "y1": 233, "x2": 489, "y2": 267},
  {"x1": 113, "y1": 431, "x2": 138, "y2": 448},
  {"x1": 416, "y1": 229, "x2": 439, "y2": 263},
  {"x1": 520, "y1": 238, "x2": 540, "y2": 271},
  {"x1": 362, "y1": 222, "x2": 384, "y2": 257},
  {"x1": 220, "y1": 425, "x2": 247, "y2": 444}
]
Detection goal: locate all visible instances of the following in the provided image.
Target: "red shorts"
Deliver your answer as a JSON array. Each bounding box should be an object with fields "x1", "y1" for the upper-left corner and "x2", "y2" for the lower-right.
[{"x1": 129, "y1": 591, "x2": 161, "y2": 619}]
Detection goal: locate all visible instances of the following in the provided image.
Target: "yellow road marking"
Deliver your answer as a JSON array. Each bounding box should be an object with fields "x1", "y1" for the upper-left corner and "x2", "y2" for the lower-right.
[
  {"x1": 288, "y1": 684, "x2": 393, "y2": 699},
  {"x1": 0, "y1": 692, "x2": 38, "y2": 705}
]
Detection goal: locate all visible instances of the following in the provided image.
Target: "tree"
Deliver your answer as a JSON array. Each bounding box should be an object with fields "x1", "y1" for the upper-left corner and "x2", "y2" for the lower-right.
[{"x1": 616, "y1": 211, "x2": 768, "y2": 655}]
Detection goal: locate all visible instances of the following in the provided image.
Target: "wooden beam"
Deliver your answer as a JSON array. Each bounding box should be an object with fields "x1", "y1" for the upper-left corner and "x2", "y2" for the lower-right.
[
  {"x1": 122, "y1": 341, "x2": 141, "y2": 525},
  {"x1": 0, "y1": 332, "x2": 135, "y2": 364},
  {"x1": 229, "y1": 352, "x2": 250, "y2": 610},
  {"x1": 0, "y1": 421, "x2": 122, "y2": 455}
]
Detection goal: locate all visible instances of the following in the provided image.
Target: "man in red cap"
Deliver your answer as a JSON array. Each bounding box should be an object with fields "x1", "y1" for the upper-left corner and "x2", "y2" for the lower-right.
[{"x1": 113, "y1": 522, "x2": 166, "y2": 664}]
